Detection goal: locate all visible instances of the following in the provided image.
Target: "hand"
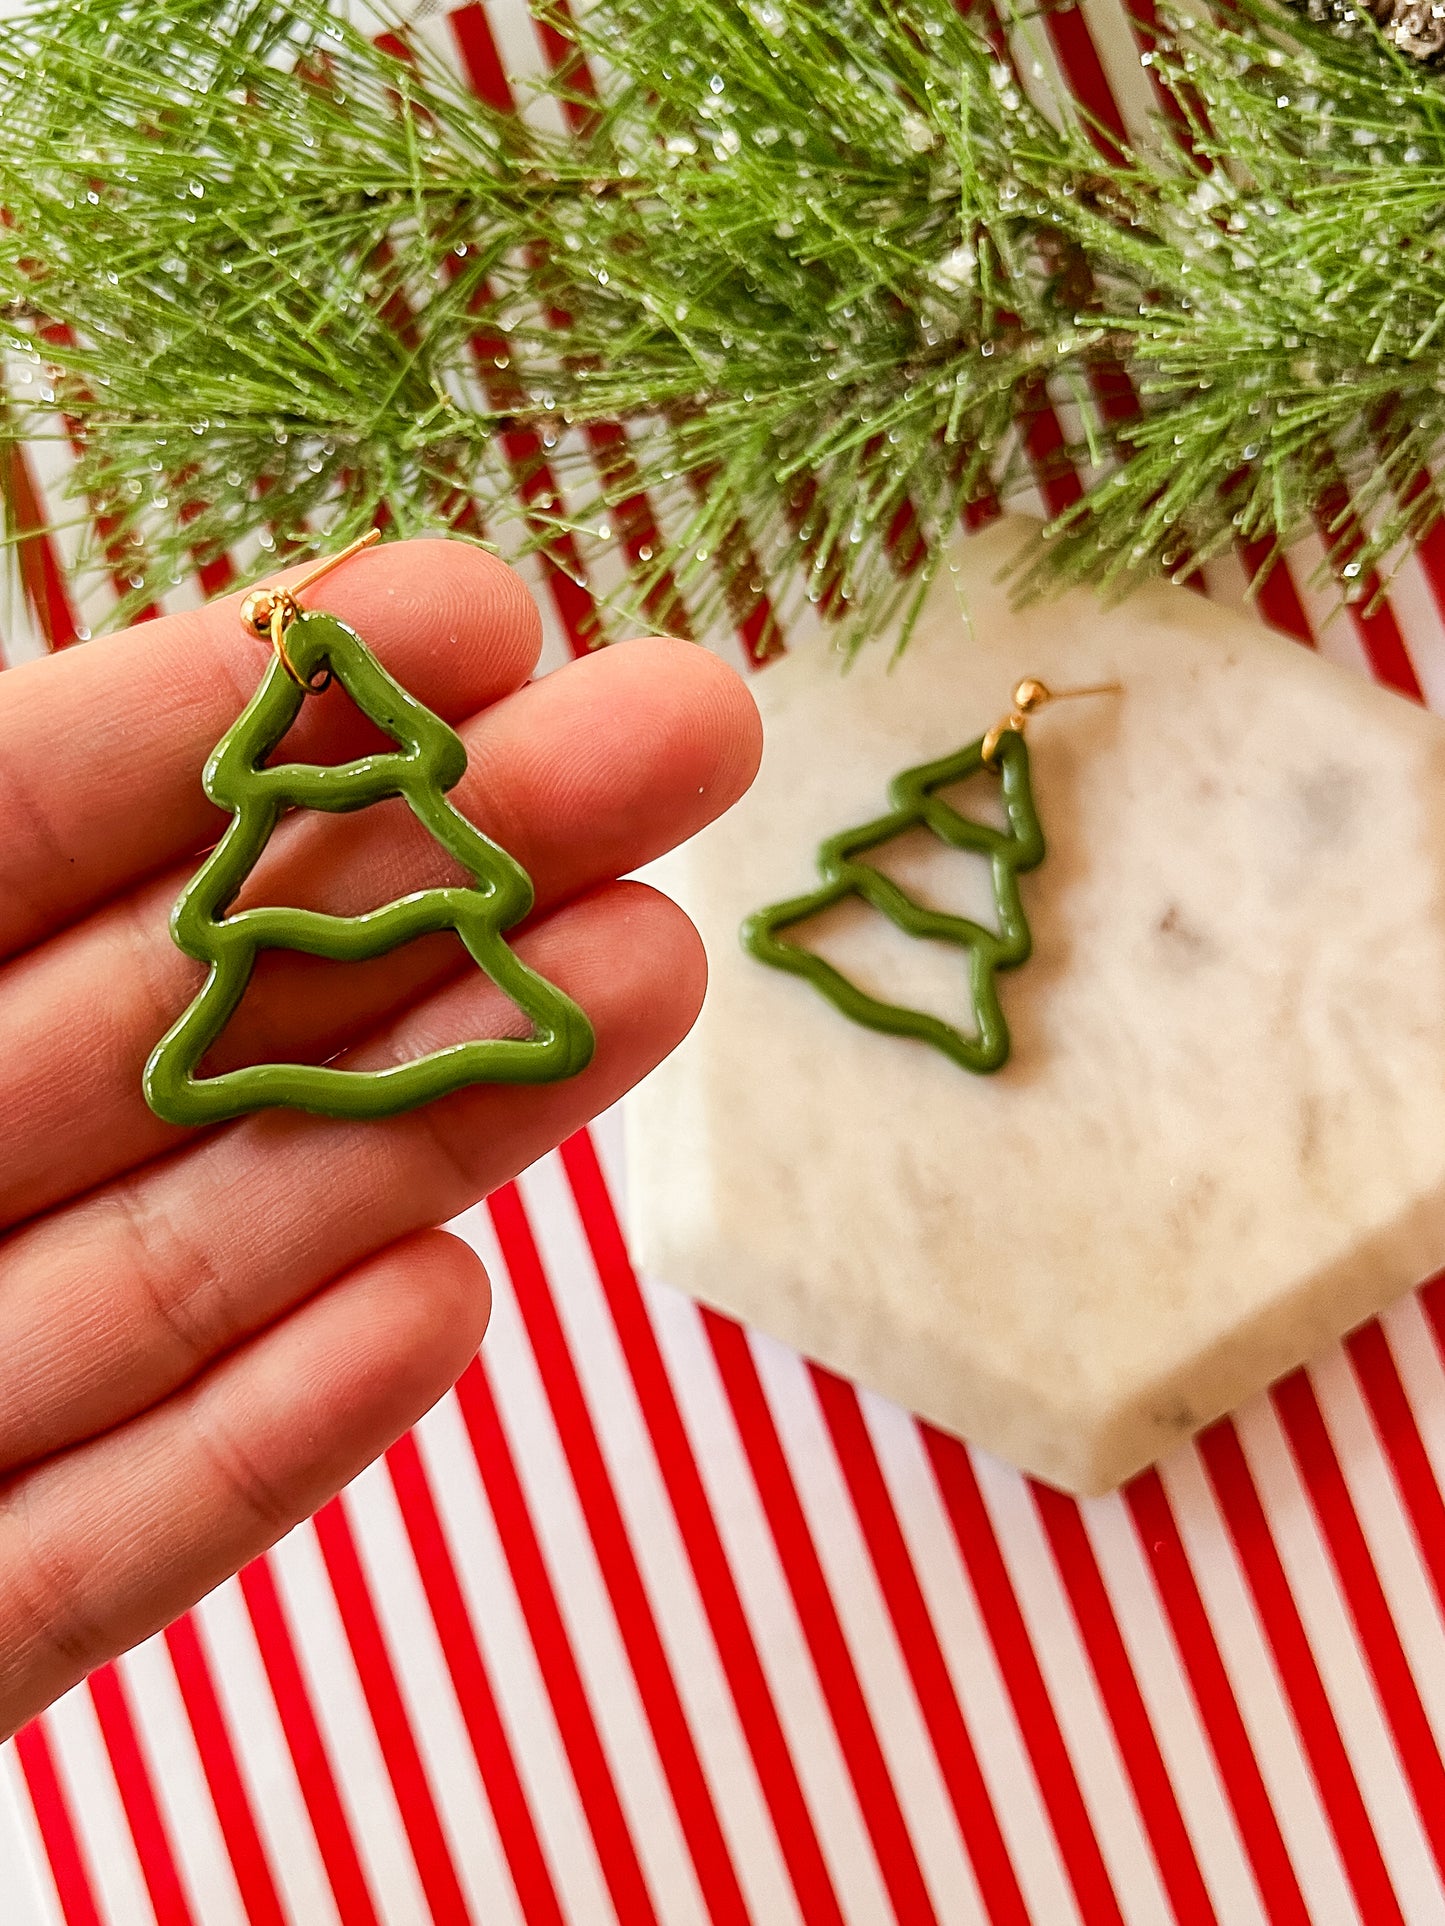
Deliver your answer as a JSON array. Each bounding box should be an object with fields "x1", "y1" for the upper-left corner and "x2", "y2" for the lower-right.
[{"x1": 0, "y1": 539, "x2": 760, "y2": 1738}]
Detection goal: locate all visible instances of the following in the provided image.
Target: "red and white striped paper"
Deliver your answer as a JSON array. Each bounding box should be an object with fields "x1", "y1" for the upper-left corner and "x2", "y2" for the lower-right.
[{"x1": 9, "y1": 3, "x2": 1445, "y2": 1920}]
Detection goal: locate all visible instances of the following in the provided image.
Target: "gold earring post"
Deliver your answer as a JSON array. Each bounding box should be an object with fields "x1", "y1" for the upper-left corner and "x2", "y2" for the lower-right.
[
  {"x1": 239, "y1": 528, "x2": 383, "y2": 692},
  {"x1": 285, "y1": 526, "x2": 383, "y2": 601},
  {"x1": 981, "y1": 677, "x2": 1121, "y2": 766}
]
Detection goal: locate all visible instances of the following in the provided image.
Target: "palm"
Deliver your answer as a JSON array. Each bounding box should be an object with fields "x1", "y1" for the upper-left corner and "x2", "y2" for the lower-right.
[{"x1": 0, "y1": 538, "x2": 759, "y2": 1739}]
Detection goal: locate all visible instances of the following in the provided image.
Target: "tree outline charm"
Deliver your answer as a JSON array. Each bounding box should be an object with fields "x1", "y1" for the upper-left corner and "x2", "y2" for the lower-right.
[
  {"x1": 144, "y1": 608, "x2": 595, "y2": 1125},
  {"x1": 741, "y1": 728, "x2": 1044, "y2": 1073}
]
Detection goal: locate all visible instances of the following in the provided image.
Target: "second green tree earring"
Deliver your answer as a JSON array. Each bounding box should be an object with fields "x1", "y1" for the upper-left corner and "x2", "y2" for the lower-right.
[{"x1": 742, "y1": 677, "x2": 1116, "y2": 1073}]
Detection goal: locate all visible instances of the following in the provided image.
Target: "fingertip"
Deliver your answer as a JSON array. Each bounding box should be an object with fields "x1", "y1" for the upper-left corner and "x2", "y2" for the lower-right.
[
  {"x1": 611, "y1": 634, "x2": 764, "y2": 810},
  {"x1": 325, "y1": 536, "x2": 544, "y2": 704},
  {"x1": 377, "y1": 1226, "x2": 493, "y2": 1381},
  {"x1": 584, "y1": 876, "x2": 710, "y2": 1049},
  {"x1": 358, "y1": 880, "x2": 713, "y2": 1203},
  {"x1": 203, "y1": 535, "x2": 544, "y2": 721},
  {"x1": 0, "y1": 1224, "x2": 496, "y2": 1736}
]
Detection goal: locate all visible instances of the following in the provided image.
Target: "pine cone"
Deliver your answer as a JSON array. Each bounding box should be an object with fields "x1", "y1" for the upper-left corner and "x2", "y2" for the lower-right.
[
  {"x1": 1294, "y1": 0, "x2": 1445, "y2": 61},
  {"x1": 1368, "y1": 0, "x2": 1445, "y2": 60}
]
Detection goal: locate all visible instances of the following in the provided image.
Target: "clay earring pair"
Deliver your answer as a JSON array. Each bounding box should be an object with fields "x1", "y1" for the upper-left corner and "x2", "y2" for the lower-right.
[{"x1": 741, "y1": 678, "x2": 1117, "y2": 1073}]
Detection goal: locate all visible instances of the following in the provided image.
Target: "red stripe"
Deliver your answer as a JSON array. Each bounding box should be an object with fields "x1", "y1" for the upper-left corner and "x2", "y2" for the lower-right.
[
  {"x1": 454, "y1": 2, "x2": 788, "y2": 665},
  {"x1": 731, "y1": 554, "x2": 787, "y2": 665},
  {"x1": 974, "y1": 36, "x2": 1322, "y2": 1896},
  {"x1": 1342, "y1": 590, "x2": 1422, "y2": 702},
  {"x1": 991, "y1": 0, "x2": 1152, "y2": 500},
  {"x1": 807, "y1": 1364, "x2": 1031, "y2": 1926},
  {"x1": 1197, "y1": 1421, "x2": 1406, "y2": 1926},
  {"x1": 87, "y1": 1662, "x2": 198, "y2": 1926},
  {"x1": 34, "y1": 319, "x2": 161, "y2": 624},
  {"x1": 559, "y1": 1130, "x2": 849, "y2": 1926},
  {"x1": 13, "y1": 1718, "x2": 105, "y2": 1926},
  {"x1": 1018, "y1": 379, "x2": 1085, "y2": 521},
  {"x1": 1351, "y1": 1312, "x2": 1445, "y2": 1630},
  {"x1": 1374, "y1": 448, "x2": 1445, "y2": 641},
  {"x1": 1271, "y1": 1369, "x2": 1445, "y2": 1887},
  {"x1": 451, "y1": 1355, "x2": 663, "y2": 1926},
  {"x1": 457, "y1": 6, "x2": 705, "y2": 651},
  {"x1": 196, "y1": 553, "x2": 236, "y2": 599},
  {"x1": 1124, "y1": 1470, "x2": 1312, "y2": 1925},
  {"x1": 701, "y1": 1311, "x2": 945, "y2": 1926},
  {"x1": 582, "y1": 418, "x2": 693, "y2": 638},
  {"x1": 922, "y1": 1428, "x2": 1126, "y2": 1926},
  {"x1": 1029, "y1": 1483, "x2": 1220, "y2": 1925},
  {"x1": 447, "y1": 5, "x2": 598, "y2": 658},
  {"x1": 1411, "y1": 513, "x2": 1445, "y2": 630},
  {"x1": 487, "y1": 1183, "x2": 754, "y2": 1926},
  {"x1": 1238, "y1": 537, "x2": 1313, "y2": 644},
  {"x1": 311, "y1": 1499, "x2": 474, "y2": 1926},
  {"x1": 1038, "y1": 10, "x2": 1377, "y2": 643},
  {"x1": 505, "y1": 12, "x2": 699, "y2": 645},
  {"x1": 1042, "y1": 5, "x2": 1128, "y2": 156},
  {"x1": 237, "y1": 1558, "x2": 382, "y2": 1926},
  {"x1": 1022, "y1": 8, "x2": 1222, "y2": 599},
  {"x1": 446, "y1": 2, "x2": 512, "y2": 106},
  {"x1": 490, "y1": 415, "x2": 598, "y2": 655},
  {"x1": 530, "y1": 0, "x2": 598, "y2": 132},
  {"x1": 1420, "y1": 1267, "x2": 1445, "y2": 1340},
  {"x1": 685, "y1": 466, "x2": 786, "y2": 664},
  {"x1": 385, "y1": 1430, "x2": 568, "y2": 1926},
  {"x1": 1315, "y1": 480, "x2": 1423, "y2": 699},
  {"x1": 1, "y1": 440, "x2": 81, "y2": 650},
  {"x1": 1125, "y1": 0, "x2": 1197, "y2": 131},
  {"x1": 162, "y1": 1616, "x2": 288, "y2": 1926},
  {"x1": 176, "y1": 489, "x2": 238, "y2": 601},
  {"x1": 883, "y1": 478, "x2": 928, "y2": 577},
  {"x1": 360, "y1": 256, "x2": 584, "y2": 675}
]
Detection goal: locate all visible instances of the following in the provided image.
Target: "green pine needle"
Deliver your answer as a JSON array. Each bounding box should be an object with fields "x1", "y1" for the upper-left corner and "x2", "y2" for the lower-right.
[{"x1": 0, "y1": 0, "x2": 1442, "y2": 644}]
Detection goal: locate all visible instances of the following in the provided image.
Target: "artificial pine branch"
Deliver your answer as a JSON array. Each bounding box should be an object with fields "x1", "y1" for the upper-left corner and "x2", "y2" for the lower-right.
[{"x1": 0, "y1": 0, "x2": 1442, "y2": 645}]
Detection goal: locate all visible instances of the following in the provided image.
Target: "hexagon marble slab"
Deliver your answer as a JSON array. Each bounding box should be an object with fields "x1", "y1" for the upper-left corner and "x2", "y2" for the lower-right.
[{"x1": 625, "y1": 515, "x2": 1445, "y2": 1493}]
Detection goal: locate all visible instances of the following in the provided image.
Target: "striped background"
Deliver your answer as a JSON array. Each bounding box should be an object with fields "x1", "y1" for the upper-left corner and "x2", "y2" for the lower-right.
[{"x1": 8, "y1": 2, "x2": 1445, "y2": 1919}]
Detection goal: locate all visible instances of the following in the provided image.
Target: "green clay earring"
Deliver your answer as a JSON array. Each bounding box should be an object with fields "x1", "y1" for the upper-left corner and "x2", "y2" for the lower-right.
[
  {"x1": 742, "y1": 677, "x2": 1116, "y2": 1074},
  {"x1": 144, "y1": 531, "x2": 595, "y2": 1126}
]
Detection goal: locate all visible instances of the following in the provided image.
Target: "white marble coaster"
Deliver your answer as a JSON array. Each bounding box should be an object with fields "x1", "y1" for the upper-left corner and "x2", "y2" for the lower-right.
[{"x1": 625, "y1": 517, "x2": 1445, "y2": 1492}]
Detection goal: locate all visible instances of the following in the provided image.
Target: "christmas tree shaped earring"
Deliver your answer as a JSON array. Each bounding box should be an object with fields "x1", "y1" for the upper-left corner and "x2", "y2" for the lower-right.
[
  {"x1": 144, "y1": 531, "x2": 595, "y2": 1126},
  {"x1": 742, "y1": 677, "x2": 1117, "y2": 1073}
]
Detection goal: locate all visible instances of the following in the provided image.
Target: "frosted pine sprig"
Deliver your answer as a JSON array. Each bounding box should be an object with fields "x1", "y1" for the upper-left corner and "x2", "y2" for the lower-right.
[{"x1": 0, "y1": 0, "x2": 1442, "y2": 645}]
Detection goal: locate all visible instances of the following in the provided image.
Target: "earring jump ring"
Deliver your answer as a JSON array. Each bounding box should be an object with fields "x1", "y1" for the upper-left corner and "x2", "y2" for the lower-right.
[
  {"x1": 981, "y1": 676, "x2": 1122, "y2": 768},
  {"x1": 269, "y1": 598, "x2": 331, "y2": 694},
  {"x1": 237, "y1": 526, "x2": 383, "y2": 695}
]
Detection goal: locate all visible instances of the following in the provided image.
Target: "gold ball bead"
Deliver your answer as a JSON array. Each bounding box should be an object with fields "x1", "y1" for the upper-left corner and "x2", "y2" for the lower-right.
[
  {"x1": 239, "y1": 587, "x2": 281, "y2": 637},
  {"x1": 1013, "y1": 677, "x2": 1050, "y2": 713}
]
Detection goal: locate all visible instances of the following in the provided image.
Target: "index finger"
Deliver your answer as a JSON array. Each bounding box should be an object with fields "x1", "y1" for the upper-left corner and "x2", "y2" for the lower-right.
[{"x1": 0, "y1": 537, "x2": 543, "y2": 962}]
